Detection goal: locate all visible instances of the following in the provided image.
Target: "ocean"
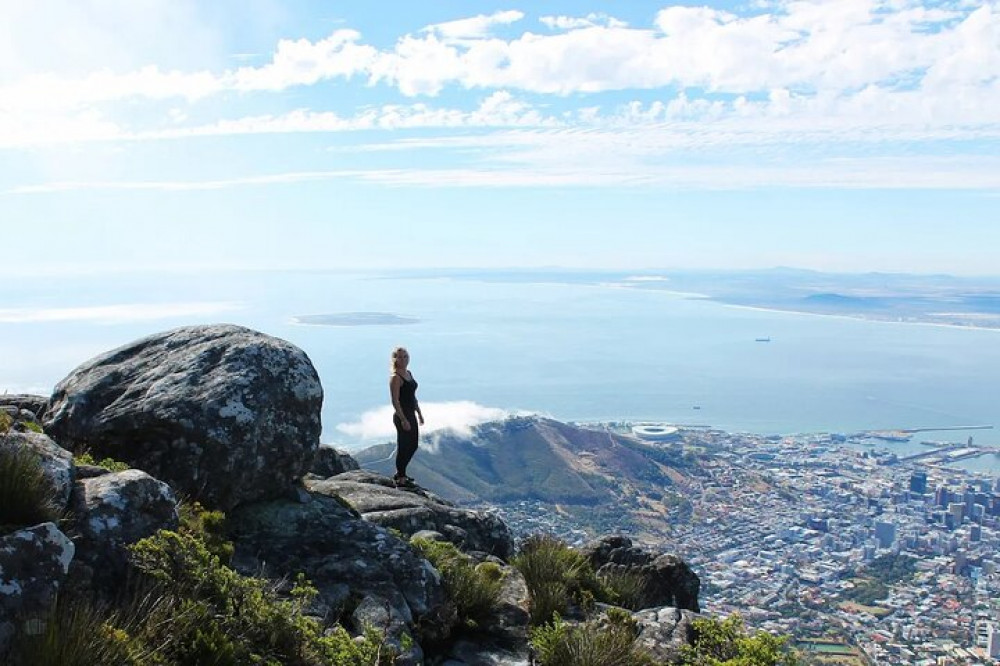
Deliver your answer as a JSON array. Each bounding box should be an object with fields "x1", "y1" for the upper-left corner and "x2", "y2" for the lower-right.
[{"x1": 3, "y1": 269, "x2": 999, "y2": 473}]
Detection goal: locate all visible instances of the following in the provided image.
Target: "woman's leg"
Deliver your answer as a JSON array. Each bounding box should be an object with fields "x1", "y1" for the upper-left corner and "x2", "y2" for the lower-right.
[{"x1": 395, "y1": 418, "x2": 419, "y2": 478}]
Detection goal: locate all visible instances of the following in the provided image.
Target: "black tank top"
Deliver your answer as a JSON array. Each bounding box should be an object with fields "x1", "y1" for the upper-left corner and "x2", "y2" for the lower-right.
[{"x1": 399, "y1": 375, "x2": 418, "y2": 413}]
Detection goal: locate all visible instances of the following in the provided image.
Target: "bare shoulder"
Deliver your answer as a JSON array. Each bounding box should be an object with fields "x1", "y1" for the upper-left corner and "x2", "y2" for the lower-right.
[{"x1": 389, "y1": 373, "x2": 403, "y2": 386}]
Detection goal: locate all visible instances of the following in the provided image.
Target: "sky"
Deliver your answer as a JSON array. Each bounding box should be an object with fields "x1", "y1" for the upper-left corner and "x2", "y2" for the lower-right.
[{"x1": 1, "y1": 0, "x2": 999, "y2": 275}]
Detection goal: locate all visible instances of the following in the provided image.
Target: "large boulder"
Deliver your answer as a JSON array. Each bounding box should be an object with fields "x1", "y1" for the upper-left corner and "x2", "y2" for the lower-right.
[
  {"x1": 69, "y1": 470, "x2": 178, "y2": 593},
  {"x1": 0, "y1": 431, "x2": 74, "y2": 511},
  {"x1": 308, "y1": 471, "x2": 515, "y2": 560},
  {"x1": 310, "y1": 444, "x2": 360, "y2": 478},
  {"x1": 227, "y1": 493, "x2": 456, "y2": 648},
  {"x1": 0, "y1": 522, "x2": 75, "y2": 656},
  {"x1": 43, "y1": 324, "x2": 323, "y2": 510},
  {"x1": 582, "y1": 535, "x2": 700, "y2": 612}
]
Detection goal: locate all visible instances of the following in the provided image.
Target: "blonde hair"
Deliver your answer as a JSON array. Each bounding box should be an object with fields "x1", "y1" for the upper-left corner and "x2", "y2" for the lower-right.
[{"x1": 390, "y1": 346, "x2": 408, "y2": 375}]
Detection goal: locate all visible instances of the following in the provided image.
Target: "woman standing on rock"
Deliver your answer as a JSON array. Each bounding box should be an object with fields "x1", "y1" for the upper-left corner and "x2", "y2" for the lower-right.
[{"x1": 390, "y1": 346, "x2": 423, "y2": 487}]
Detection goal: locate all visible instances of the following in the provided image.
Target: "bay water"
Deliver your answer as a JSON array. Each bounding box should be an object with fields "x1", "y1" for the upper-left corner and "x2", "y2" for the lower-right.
[{"x1": 3, "y1": 270, "x2": 999, "y2": 473}]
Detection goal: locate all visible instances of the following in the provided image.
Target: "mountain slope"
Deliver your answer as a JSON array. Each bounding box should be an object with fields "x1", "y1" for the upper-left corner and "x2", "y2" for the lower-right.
[{"x1": 353, "y1": 416, "x2": 689, "y2": 507}]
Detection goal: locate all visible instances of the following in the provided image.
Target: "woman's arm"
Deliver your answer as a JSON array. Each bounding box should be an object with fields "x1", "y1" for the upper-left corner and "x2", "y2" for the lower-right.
[
  {"x1": 415, "y1": 398, "x2": 424, "y2": 425},
  {"x1": 390, "y1": 375, "x2": 411, "y2": 430}
]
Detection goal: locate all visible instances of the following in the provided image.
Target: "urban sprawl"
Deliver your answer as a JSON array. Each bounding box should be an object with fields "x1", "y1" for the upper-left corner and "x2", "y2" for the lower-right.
[{"x1": 495, "y1": 426, "x2": 1000, "y2": 665}]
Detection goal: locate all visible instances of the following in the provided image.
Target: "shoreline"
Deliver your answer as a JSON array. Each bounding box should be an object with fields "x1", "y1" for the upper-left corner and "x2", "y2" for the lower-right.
[{"x1": 709, "y1": 300, "x2": 1000, "y2": 333}]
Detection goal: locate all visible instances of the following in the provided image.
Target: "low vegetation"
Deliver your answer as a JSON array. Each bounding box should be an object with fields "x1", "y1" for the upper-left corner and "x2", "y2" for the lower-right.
[
  {"x1": 530, "y1": 608, "x2": 654, "y2": 666},
  {"x1": 598, "y1": 568, "x2": 651, "y2": 611},
  {"x1": 0, "y1": 442, "x2": 61, "y2": 534},
  {"x1": 12, "y1": 506, "x2": 394, "y2": 666},
  {"x1": 511, "y1": 534, "x2": 609, "y2": 625},
  {"x1": 411, "y1": 537, "x2": 504, "y2": 629},
  {"x1": 73, "y1": 452, "x2": 131, "y2": 472},
  {"x1": 678, "y1": 614, "x2": 801, "y2": 666},
  {"x1": 0, "y1": 411, "x2": 11, "y2": 433}
]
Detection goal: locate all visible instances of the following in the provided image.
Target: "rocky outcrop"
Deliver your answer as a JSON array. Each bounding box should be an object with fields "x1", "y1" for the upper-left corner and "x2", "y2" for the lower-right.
[
  {"x1": 0, "y1": 394, "x2": 47, "y2": 421},
  {"x1": 582, "y1": 535, "x2": 701, "y2": 612},
  {"x1": 307, "y1": 471, "x2": 515, "y2": 560},
  {"x1": 69, "y1": 470, "x2": 178, "y2": 592},
  {"x1": 227, "y1": 493, "x2": 456, "y2": 648},
  {"x1": 43, "y1": 324, "x2": 323, "y2": 511},
  {"x1": 0, "y1": 522, "x2": 75, "y2": 656},
  {"x1": 0, "y1": 432, "x2": 74, "y2": 510},
  {"x1": 631, "y1": 605, "x2": 698, "y2": 663},
  {"x1": 310, "y1": 444, "x2": 360, "y2": 478}
]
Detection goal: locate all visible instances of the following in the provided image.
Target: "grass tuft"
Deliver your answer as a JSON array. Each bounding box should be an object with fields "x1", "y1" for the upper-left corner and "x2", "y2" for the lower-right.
[
  {"x1": 511, "y1": 535, "x2": 606, "y2": 625},
  {"x1": 530, "y1": 610, "x2": 654, "y2": 666},
  {"x1": 598, "y1": 568, "x2": 651, "y2": 611},
  {"x1": 0, "y1": 441, "x2": 61, "y2": 533},
  {"x1": 411, "y1": 537, "x2": 504, "y2": 629}
]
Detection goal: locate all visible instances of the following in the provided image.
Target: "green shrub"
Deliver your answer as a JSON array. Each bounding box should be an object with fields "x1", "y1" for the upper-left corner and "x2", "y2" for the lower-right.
[
  {"x1": 73, "y1": 452, "x2": 130, "y2": 473},
  {"x1": 0, "y1": 411, "x2": 11, "y2": 433},
  {"x1": 598, "y1": 568, "x2": 651, "y2": 611},
  {"x1": 512, "y1": 535, "x2": 606, "y2": 625},
  {"x1": 22, "y1": 421, "x2": 44, "y2": 434},
  {"x1": 128, "y1": 529, "x2": 393, "y2": 665},
  {"x1": 411, "y1": 537, "x2": 504, "y2": 629},
  {"x1": 679, "y1": 614, "x2": 800, "y2": 666},
  {"x1": 0, "y1": 443, "x2": 61, "y2": 533},
  {"x1": 530, "y1": 610, "x2": 654, "y2": 666},
  {"x1": 178, "y1": 501, "x2": 234, "y2": 564}
]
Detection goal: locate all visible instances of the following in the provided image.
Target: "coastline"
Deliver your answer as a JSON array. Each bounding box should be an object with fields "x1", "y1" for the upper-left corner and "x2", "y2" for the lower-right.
[{"x1": 710, "y1": 300, "x2": 1000, "y2": 333}]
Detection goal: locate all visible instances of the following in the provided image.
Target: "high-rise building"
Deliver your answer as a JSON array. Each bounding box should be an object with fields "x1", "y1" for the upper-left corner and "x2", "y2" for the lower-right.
[
  {"x1": 936, "y1": 485, "x2": 950, "y2": 507},
  {"x1": 950, "y1": 502, "x2": 966, "y2": 527},
  {"x1": 875, "y1": 521, "x2": 896, "y2": 548},
  {"x1": 989, "y1": 626, "x2": 1000, "y2": 658},
  {"x1": 971, "y1": 525, "x2": 982, "y2": 542},
  {"x1": 910, "y1": 471, "x2": 928, "y2": 494}
]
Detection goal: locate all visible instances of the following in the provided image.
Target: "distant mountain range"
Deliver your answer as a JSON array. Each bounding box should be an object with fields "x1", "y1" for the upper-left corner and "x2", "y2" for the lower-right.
[{"x1": 354, "y1": 416, "x2": 700, "y2": 536}]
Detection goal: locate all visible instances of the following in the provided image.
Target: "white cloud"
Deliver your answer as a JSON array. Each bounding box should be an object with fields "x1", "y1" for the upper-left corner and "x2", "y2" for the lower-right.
[
  {"x1": 335, "y1": 401, "x2": 512, "y2": 442},
  {"x1": 422, "y1": 10, "x2": 525, "y2": 41},
  {"x1": 4, "y1": 2, "x2": 997, "y2": 107},
  {"x1": 539, "y1": 13, "x2": 628, "y2": 30},
  {"x1": 0, "y1": 302, "x2": 243, "y2": 324}
]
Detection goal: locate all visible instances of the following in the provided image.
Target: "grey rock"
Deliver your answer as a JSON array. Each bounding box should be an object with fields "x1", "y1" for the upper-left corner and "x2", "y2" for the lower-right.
[
  {"x1": 412, "y1": 529, "x2": 446, "y2": 542},
  {"x1": 631, "y1": 605, "x2": 698, "y2": 663},
  {"x1": 0, "y1": 394, "x2": 47, "y2": 420},
  {"x1": 311, "y1": 444, "x2": 360, "y2": 477},
  {"x1": 0, "y1": 431, "x2": 74, "y2": 511},
  {"x1": 445, "y1": 639, "x2": 530, "y2": 666},
  {"x1": 485, "y1": 565, "x2": 530, "y2": 636},
  {"x1": 582, "y1": 535, "x2": 700, "y2": 612},
  {"x1": 228, "y1": 493, "x2": 457, "y2": 646},
  {"x1": 69, "y1": 469, "x2": 178, "y2": 592},
  {"x1": 74, "y1": 464, "x2": 112, "y2": 480},
  {"x1": 43, "y1": 324, "x2": 323, "y2": 511},
  {"x1": 308, "y1": 471, "x2": 515, "y2": 560},
  {"x1": 0, "y1": 522, "x2": 75, "y2": 656}
]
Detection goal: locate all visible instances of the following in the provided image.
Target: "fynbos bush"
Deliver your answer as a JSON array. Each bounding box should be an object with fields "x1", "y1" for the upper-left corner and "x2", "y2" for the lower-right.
[
  {"x1": 0, "y1": 443, "x2": 60, "y2": 533},
  {"x1": 411, "y1": 537, "x2": 504, "y2": 629},
  {"x1": 512, "y1": 535, "x2": 606, "y2": 625},
  {"x1": 530, "y1": 609, "x2": 654, "y2": 666}
]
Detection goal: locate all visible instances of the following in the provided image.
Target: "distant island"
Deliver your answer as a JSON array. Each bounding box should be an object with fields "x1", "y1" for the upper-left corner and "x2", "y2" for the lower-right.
[{"x1": 292, "y1": 312, "x2": 420, "y2": 326}]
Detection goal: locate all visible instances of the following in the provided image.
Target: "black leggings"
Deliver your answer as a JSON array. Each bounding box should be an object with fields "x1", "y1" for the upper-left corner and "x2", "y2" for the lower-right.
[{"x1": 393, "y1": 412, "x2": 419, "y2": 476}]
